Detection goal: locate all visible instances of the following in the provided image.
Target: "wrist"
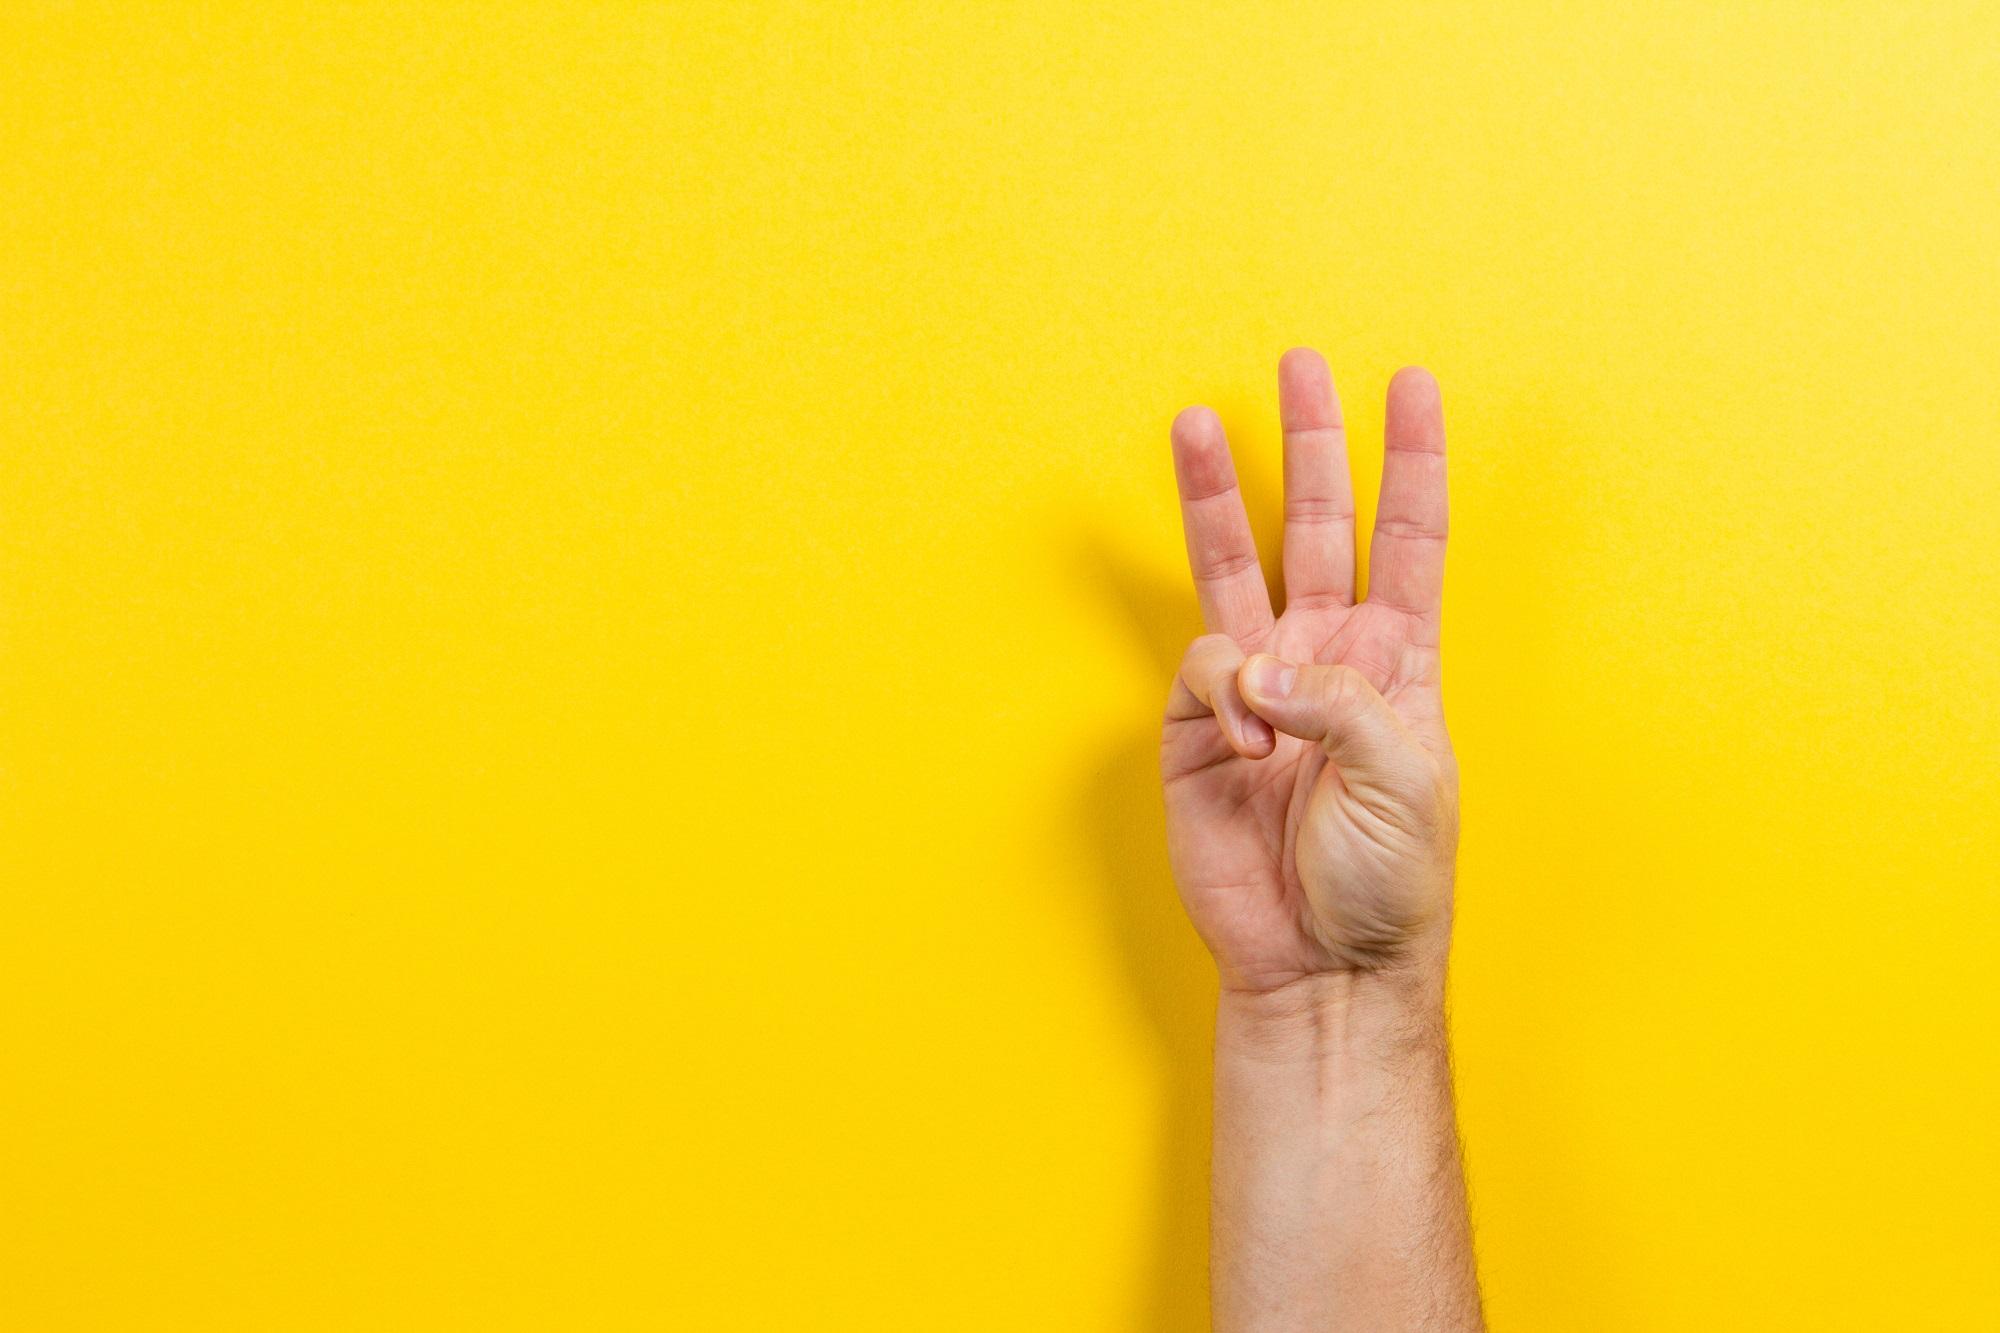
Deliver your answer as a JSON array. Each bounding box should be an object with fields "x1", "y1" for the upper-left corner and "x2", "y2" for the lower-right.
[{"x1": 1217, "y1": 966, "x2": 1447, "y2": 1069}]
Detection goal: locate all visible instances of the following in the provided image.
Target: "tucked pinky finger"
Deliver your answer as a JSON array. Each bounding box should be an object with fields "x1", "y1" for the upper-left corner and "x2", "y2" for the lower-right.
[{"x1": 1167, "y1": 633, "x2": 1276, "y2": 759}]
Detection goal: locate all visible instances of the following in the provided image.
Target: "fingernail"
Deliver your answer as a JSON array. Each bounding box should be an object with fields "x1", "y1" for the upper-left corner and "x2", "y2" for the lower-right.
[
  {"x1": 1243, "y1": 656, "x2": 1297, "y2": 700},
  {"x1": 1242, "y1": 714, "x2": 1274, "y2": 750}
]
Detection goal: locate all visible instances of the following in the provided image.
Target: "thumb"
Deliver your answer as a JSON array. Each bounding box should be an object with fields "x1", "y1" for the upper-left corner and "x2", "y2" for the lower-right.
[{"x1": 1237, "y1": 655, "x2": 1422, "y2": 788}]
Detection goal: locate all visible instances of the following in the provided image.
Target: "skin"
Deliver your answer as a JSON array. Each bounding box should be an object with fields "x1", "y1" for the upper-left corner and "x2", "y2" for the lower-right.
[{"x1": 1162, "y1": 349, "x2": 1481, "y2": 1330}]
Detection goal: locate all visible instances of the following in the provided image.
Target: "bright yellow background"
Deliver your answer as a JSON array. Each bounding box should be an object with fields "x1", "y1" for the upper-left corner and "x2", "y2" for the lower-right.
[{"x1": 5, "y1": 3, "x2": 1997, "y2": 1328}]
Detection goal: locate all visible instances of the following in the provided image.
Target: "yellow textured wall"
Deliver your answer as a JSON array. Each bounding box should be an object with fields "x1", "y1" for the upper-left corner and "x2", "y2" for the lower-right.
[{"x1": 4, "y1": 4, "x2": 1997, "y2": 1328}]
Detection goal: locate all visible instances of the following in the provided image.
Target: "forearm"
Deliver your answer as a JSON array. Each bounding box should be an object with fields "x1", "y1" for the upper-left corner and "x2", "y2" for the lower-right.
[{"x1": 1211, "y1": 968, "x2": 1481, "y2": 1332}]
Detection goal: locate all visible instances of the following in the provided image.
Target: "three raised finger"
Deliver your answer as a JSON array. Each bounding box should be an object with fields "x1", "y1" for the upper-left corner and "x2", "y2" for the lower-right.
[{"x1": 1170, "y1": 406, "x2": 1275, "y2": 644}]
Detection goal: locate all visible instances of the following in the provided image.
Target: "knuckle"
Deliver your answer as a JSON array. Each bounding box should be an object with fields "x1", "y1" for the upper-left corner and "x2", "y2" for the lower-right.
[
  {"x1": 1319, "y1": 664, "x2": 1368, "y2": 713},
  {"x1": 1173, "y1": 633, "x2": 1246, "y2": 710},
  {"x1": 1181, "y1": 632, "x2": 1239, "y2": 674}
]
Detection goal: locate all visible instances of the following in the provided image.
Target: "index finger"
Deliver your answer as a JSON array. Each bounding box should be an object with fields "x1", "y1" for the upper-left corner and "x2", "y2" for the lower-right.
[
  {"x1": 1366, "y1": 368, "x2": 1447, "y2": 625},
  {"x1": 1171, "y1": 406, "x2": 1274, "y2": 643}
]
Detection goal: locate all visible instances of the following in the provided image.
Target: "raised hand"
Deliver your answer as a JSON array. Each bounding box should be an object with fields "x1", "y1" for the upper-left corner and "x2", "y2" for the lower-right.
[{"x1": 1161, "y1": 349, "x2": 1458, "y2": 994}]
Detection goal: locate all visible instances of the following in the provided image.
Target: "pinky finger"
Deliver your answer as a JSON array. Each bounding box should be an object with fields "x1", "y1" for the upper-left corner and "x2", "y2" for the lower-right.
[{"x1": 1168, "y1": 633, "x2": 1276, "y2": 759}]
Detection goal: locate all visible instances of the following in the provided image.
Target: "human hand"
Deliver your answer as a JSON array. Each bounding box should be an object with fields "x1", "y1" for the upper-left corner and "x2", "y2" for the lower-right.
[{"x1": 1161, "y1": 350, "x2": 1458, "y2": 995}]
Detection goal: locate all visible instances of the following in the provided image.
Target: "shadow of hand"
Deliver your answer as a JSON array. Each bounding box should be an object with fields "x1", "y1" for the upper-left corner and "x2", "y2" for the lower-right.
[{"x1": 1072, "y1": 530, "x2": 1219, "y2": 1333}]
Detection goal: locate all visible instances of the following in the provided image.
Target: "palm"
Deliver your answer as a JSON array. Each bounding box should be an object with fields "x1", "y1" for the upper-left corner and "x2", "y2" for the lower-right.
[{"x1": 1160, "y1": 351, "x2": 1454, "y2": 990}]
